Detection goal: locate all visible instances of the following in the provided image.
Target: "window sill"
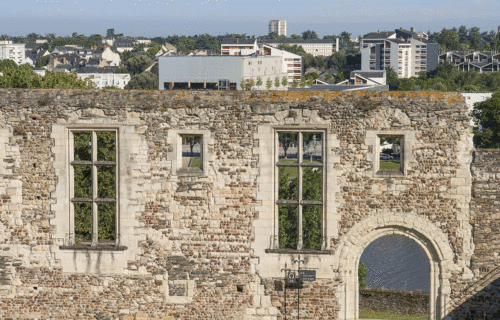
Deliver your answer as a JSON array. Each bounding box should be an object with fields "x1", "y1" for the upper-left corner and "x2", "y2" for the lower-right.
[
  {"x1": 265, "y1": 248, "x2": 334, "y2": 255},
  {"x1": 176, "y1": 168, "x2": 205, "y2": 177},
  {"x1": 376, "y1": 169, "x2": 404, "y2": 177},
  {"x1": 59, "y1": 245, "x2": 128, "y2": 251}
]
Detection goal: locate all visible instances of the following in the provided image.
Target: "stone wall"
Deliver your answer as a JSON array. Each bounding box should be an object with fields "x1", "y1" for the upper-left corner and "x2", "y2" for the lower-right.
[
  {"x1": 0, "y1": 88, "x2": 496, "y2": 319},
  {"x1": 359, "y1": 288, "x2": 429, "y2": 316}
]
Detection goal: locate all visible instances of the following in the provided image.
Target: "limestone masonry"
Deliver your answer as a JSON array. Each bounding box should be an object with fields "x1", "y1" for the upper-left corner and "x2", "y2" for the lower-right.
[{"x1": 0, "y1": 89, "x2": 499, "y2": 319}]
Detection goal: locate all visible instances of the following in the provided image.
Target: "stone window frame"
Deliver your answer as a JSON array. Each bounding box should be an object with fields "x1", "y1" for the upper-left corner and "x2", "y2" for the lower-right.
[
  {"x1": 261, "y1": 125, "x2": 337, "y2": 255},
  {"x1": 168, "y1": 129, "x2": 210, "y2": 177},
  {"x1": 50, "y1": 121, "x2": 142, "y2": 274},
  {"x1": 366, "y1": 130, "x2": 415, "y2": 178},
  {"x1": 69, "y1": 129, "x2": 120, "y2": 247},
  {"x1": 274, "y1": 128, "x2": 327, "y2": 251}
]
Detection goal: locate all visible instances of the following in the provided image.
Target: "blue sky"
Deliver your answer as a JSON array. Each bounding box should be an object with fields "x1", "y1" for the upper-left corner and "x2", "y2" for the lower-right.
[{"x1": 1, "y1": 0, "x2": 499, "y2": 38}]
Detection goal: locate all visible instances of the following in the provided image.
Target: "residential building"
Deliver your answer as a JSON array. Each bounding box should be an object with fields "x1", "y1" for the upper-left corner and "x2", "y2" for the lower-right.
[
  {"x1": 25, "y1": 47, "x2": 49, "y2": 67},
  {"x1": 361, "y1": 27, "x2": 438, "y2": 78},
  {"x1": 260, "y1": 45, "x2": 303, "y2": 83},
  {"x1": 219, "y1": 40, "x2": 303, "y2": 83},
  {"x1": 92, "y1": 46, "x2": 121, "y2": 66},
  {"x1": 0, "y1": 41, "x2": 26, "y2": 65},
  {"x1": 158, "y1": 55, "x2": 288, "y2": 90},
  {"x1": 155, "y1": 43, "x2": 178, "y2": 58},
  {"x1": 439, "y1": 51, "x2": 500, "y2": 73},
  {"x1": 76, "y1": 67, "x2": 131, "y2": 89},
  {"x1": 337, "y1": 70, "x2": 387, "y2": 86},
  {"x1": 260, "y1": 39, "x2": 335, "y2": 57},
  {"x1": 221, "y1": 38, "x2": 259, "y2": 56},
  {"x1": 268, "y1": 20, "x2": 287, "y2": 37},
  {"x1": 461, "y1": 92, "x2": 493, "y2": 125}
]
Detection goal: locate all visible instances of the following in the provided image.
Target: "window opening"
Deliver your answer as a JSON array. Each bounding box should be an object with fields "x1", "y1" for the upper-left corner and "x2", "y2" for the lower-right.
[
  {"x1": 277, "y1": 131, "x2": 324, "y2": 250},
  {"x1": 181, "y1": 134, "x2": 202, "y2": 171},
  {"x1": 71, "y1": 131, "x2": 117, "y2": 246},
  {"x1": 378, "y1": 136, "x2": 403, "y2": 175}
]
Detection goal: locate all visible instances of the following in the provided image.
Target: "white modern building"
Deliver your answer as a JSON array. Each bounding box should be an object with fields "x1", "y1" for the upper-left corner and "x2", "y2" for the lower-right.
[
  {"x1": 77, "y1": 72, "x2": 131, "y2": 89},
  {"x1": 221, "y1": 39, "x2": 259, "y2": 56},
  {"x1": 0, "y1": 41, "x2": 26, "y2": 65},
  {"x1": 268, "y1": 20, "x2": 287, "y2": 37},
  {"x1": 219, "y1": 40, "x2": 303, "y2": 83},
  {"x1": 260, "y1": 45, "x2": 303, "y2": 83},
  {"x1": 260, "y1": 39, "x2": 335, "y2": 57},
  {"x1": 361, "y1": 28, "x2": 438, "y2": 78},
  {"x1": 158, "y1": 56, "x2": 288, "y2": 91},
  {"x1": 461, "y1": 92, "x2": 493, "y2": 125}
]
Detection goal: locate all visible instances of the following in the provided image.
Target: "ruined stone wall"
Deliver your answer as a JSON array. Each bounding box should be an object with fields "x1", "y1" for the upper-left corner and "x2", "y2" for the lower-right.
[
  {"x1": 0, "y1": 88, "x2": 493, "y2": 319},
  {"x1": 359, "y1": 288, "x2": 429, "y2": 316}
]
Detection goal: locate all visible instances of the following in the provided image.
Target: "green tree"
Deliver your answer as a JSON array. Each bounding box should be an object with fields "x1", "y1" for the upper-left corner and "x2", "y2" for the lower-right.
[
  {"x1": 469, "y1": 27, "x2": 483, "y2": 50},
  {"x1": 248, "y1": 78, "x2": 255, "y2": 90},
  {"x1": 0, "y1": 64, "x2": 94, "y2": 89},
  {"x1": 277, "y1": 43, "x2": 307, "y2": 56},
  {"x1": 359, "y1": 261, "x2": 368, "y2": 287},
  {"x1": 240, "y1": 77, "x2": 247, "y2": 90},
  {"x1": 274, "y1": 77, "x2": 280, "y2": 89},
  {"x1": 266, "y1": 77, "x2": 273, "y2": 90},
  {"x1": 439, "y1": 28, "x2": 461, "y2": 51},
  {"x1": 35, "y1": 55, "x2": 50, "y2": 68},
  {"x1": 292, "y1": 80, "x2": 299, "y2": 88},
  {"x1": 386, "y1": 67, "x2": 400, "y2": 90},
  {"x1": 281, "y1": 76, "x2": 288, "y2": 87},
  {"x1": 0, "y1": 59, "x2": 17, "y2": 72},
  {"x1": 302, "y1": 30, "x2": 318, "y2": 40},
  {"x1": 124, "y1": 71, "x2": 158, "y2": 90},
  {"x1": 325, "y1": 73, "x2": 335, "y2": 84},
  {"x1": 256, "y1": 76, "x2": 263, "y2": 87},
  {"x1": 290, "y1": 34, "x2": 302, "y2": 39},
  {"x1": 472, "y1": 91, "x2": 500, "y2": 148},
  {"x1": 334, "y1": 71, "x2": 345, "y2": 84},
  {"x1": 127, "y1": 55, "x2": 152, "y2": 76},
  {"x1": 338, "y1": 31, "x2": 352, "y2": 49}
]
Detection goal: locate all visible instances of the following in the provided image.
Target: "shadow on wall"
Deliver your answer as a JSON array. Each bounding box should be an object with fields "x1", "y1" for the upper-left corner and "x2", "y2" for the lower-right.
[{"x1": 448, "y1": 268, "x2": 500, "y2": 319}]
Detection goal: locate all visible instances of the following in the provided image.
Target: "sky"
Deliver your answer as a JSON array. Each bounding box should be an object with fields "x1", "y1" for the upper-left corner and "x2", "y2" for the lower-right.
[{"x1": 1, "y1": 0, "x2": 499, "y2": 38}]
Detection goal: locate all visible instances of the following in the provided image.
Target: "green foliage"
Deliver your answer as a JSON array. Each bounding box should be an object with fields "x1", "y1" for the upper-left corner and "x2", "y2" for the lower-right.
[
  {"x1": 359, "y1": 309, "x2": 428, "y2": 320},
  {"x1": 358, "y1": 261, "x2": 368, "y2": 287},
  {"x1": 256, "y1": 76, "x2": 263, "y2": 87},
  {"x1": 182, "y1": 135, "x2": 202, "y2": 156},
  {"x1": 114, "y1": 67, "x2": 129, "y2": 74},
  {"x1": 394, "y1": 62, "x2": 500, "y2": 91},
  {"x1": 385, "y1": 67, "x2": 400, "y2": 90},
  {"x1": 334, "y1": 71, "x2": 345, "y2": 84},
  {"x1": 127, "y1": 55, "x2": 152, "y2": 76},
  {"x1": 302, "y1": 30, "x2": 318, "y2": 40},
  {"x1": 266, "y1": 77, "x2": 273, "y2": 90},
  {"x1": 248, "y1": 78, "x2": 255, "y2": 90},
  {"x1": 281, "y1": 76, "x2": 288, "y2": 87},
  {"x1": 73, "y1": 132, "x2": 116, "y2": 243},
  {"x1": 0, "y1": 59, "x2": 17, "y2": 72},
  {"x1": 240, "y1": 77, "x2": 247, "y2": 90},
  {"x1": 472, "y1": 90, "x2": 500, "y2": 148},
  {"x1": 35, "y1": 55, "x2": 50, "y2": 68},
  {"x1": 274, "y1": 77, "x2": 280, "y2": 89},
  {"x1": 303, "y1": 72, "x2": 319, "y2": 81},
  {"x1": 0, "y1": 64, "x2": 94, "y2": 89},
  {"x1": 325, "y1": 73, "x2": 335, "y2": 84},
  {"x1": 277, "y1": 43, "x2": 307, "y2": 56},
  {"x1": 125, "y1": 71, "x2": 158, "y2": 90}
]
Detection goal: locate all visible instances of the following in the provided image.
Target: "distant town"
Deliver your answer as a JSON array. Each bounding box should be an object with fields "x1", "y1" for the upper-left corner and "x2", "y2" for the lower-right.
[{"x1": 1, "y1": 21, "x2": 499, "y2": 97}]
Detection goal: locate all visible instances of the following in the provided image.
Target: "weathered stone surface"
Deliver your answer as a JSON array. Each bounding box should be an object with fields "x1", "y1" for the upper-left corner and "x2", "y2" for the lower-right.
[{"x1": 0, "y1": 89, "x2": 496, "y2": 319}]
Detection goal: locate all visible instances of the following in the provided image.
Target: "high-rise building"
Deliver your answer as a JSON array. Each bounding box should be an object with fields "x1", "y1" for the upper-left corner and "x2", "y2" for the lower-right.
[
  {"x1": 268, "y1": 20, "x2": 287, "y2": 37},
  {"x1": 0, "y1": 41, "x2": 26, "y2": 65},
  {"x1": 361, "y1": 27, "x2": 438, "y2": 78}
]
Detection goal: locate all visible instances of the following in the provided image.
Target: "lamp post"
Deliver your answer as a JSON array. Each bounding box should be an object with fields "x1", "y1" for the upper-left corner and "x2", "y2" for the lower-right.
[
  {"x1": 293, "y1": 255, "x2": 305, "y2": 320},
  {"x1": 281, "y1": 262, "x2": 293, "y2": 320}
]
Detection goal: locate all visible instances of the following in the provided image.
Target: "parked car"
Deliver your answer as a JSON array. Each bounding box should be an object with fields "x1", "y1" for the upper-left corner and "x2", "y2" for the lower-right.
[{"x1": 380, "y1": 154, "x2": 393, "y2": 161}]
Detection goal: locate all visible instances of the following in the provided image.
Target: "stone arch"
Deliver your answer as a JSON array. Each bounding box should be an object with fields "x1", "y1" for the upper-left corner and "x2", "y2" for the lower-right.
[{"x1": 334, "y1": 211, "x2": 455, "y2": 320}]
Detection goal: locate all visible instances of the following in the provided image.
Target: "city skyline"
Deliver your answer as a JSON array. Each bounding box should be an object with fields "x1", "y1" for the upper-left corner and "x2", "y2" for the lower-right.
[{"x1": 1, "y1": 0, "x2": 499, "y2": 37}]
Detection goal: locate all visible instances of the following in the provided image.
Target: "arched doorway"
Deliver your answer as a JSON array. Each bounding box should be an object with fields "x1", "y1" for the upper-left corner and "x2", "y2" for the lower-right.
[
  {"x1": 359, "y1": 234, "x2": 430, "y2": 317},
  {"x1": 334, "y1": 211, "x2": 455, "y2": 320}
]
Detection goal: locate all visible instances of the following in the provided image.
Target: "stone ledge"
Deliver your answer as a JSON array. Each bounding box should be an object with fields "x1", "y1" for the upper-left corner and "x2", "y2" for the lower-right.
[
  {"x1": 265, "y1": 248, "x2": 334, "y2": 255},
  {"x1": 59, "y1": 245, "x2": 128, "y2": 251}
]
